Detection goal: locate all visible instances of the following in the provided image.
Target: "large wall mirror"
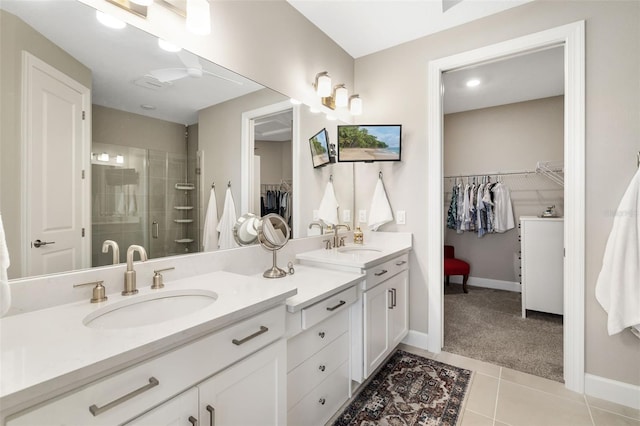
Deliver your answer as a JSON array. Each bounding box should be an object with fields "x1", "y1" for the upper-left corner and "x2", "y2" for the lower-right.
[{"x1": 0, "y1": 0, "x2": 353, "y2": 280}]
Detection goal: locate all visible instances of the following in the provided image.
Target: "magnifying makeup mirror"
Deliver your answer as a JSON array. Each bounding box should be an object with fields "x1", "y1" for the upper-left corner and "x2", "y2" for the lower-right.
[{"x1": 258, "y1": 214, "x2": 290, "y2": 278}]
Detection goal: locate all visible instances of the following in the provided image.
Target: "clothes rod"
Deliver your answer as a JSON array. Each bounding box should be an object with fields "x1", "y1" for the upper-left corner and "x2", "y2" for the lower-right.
[{"x1": 443, "y1": 169, "x2": 536, "y2": 179}]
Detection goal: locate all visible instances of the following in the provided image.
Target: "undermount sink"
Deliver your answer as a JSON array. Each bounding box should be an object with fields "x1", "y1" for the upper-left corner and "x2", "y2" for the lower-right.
[
  {"x1": 337, "y1": 246, "x2": 383, "y2": 254},
  {"x1": 83, "y1": 289, "x2": 218, "y2": 329}
]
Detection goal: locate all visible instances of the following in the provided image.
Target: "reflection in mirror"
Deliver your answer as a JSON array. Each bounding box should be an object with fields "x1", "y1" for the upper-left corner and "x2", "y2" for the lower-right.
[
  {"x1": 233, "y1": 213, "x2": 260, "y2": 246},
  {"x1": 258, "y1": 214, "x2": 291, "y2": 279}
]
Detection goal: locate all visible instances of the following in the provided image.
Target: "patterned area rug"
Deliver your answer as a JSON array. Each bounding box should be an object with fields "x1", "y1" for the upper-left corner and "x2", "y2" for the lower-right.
[{"x1": 332, "y1": 350, "x2": 472, "y2": 426}]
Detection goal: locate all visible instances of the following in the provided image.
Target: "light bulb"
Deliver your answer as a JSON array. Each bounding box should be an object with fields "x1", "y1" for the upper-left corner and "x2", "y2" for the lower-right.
[
  {"x1": 315, "y1": 72, "x2": 331, "y2": 97},
  {"x1": 349, "y1": 95, "x2": 362, "y2": 116},
  {"x1": 334, "y1": 85, "x2": 348, "y2": 108}
]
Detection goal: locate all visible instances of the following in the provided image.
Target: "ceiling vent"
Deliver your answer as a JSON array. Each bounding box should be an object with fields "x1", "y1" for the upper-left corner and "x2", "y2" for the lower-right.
[{"x1": 133, "y1": 75, "x2": 173, "y2": 91}]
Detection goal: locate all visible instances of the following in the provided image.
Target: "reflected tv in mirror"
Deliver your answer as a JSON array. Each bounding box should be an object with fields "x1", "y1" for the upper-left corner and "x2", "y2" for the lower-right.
[
  {"x1": 309, "y1": 128, "x2": 331, "y2": 168},
  {"x1": 337, "y1": 124, "x2": 402, "y2": 162}
]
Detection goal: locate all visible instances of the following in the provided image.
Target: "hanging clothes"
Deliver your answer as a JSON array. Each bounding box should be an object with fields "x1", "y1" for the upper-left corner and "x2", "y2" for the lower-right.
[
  {"x1": 492, "y1": 182, "x2": 515, "y2": 233},
  {"x1": 446, "y1": 184, "x2": 458, "y2": 230}
]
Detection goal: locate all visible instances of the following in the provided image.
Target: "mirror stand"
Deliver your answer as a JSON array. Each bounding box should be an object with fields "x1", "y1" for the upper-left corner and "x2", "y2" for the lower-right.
[{"x1": 263, "y1": 250, "x2": 287, "y2": 279}]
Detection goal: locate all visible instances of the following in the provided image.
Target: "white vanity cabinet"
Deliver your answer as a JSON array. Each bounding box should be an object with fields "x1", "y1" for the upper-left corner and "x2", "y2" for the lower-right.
[
  {"x1": 286, "y1": 285, "x2": 356, "y2": 426},
  {"x1": 362, "y1": 254, "x2": 409, "y2": 378},
  {"x1": 6, "y1": 305, "x2": 286, "y2": 426}
]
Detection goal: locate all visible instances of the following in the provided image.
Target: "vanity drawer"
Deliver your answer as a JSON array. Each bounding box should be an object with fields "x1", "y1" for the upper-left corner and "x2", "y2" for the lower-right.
[
  {"x1": 287, "y1": 332, "x2": 349, "y2": 410},
  {"x1": 301, "y1": 285, "x2": 357, "y2": 329},
  {"x1": 287, "y1": 308, "x2": 348, "y2": 371},
  {"x1": 7, "y1": 305, "x2": 285, "y2": 426},
  {"x1": 364, "y1": 253, "x2": 409, "y2": 290},
  {"x1": 287, "y1": 360, "x2": 349, "y2": 426}
]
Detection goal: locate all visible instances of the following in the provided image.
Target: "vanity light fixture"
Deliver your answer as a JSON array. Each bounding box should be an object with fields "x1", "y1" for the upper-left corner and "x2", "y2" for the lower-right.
[
  {"x1": 186, "y1": 0, "x2": 211, "y2": 35},
  {"x1": 116, "y1": 155, "x2": 125, "y2": 164},
  {"x1": 349, "y1": 95, "x2": 363, "y2": 116},
  {"x1": 96, "y1": 10, "x2": 126, "y2": 29},
  {"x1": 158, "y1": 38, "x2": 182, "y2": 52},
  {"x1": 314, "y1": 72, "x2": 332, "y2": 97},
  {"x1": 334, "y1": 84, "x2": 349, "y2": 108},
  {"x1": 97, "y1": 152, "x2": 110, "y2": 162}
]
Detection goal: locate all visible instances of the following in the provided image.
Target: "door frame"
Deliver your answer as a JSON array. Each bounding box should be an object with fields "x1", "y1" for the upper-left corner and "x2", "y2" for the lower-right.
[
  {"x1": 20, "y1": 51, "x2": 91, "y2": 277},
  {"x1": 426, "y1": 21, "x2": 585, "y2": 392},
  {"x1": 240, "y1": 101, "x2": 300, "y2": 237}
]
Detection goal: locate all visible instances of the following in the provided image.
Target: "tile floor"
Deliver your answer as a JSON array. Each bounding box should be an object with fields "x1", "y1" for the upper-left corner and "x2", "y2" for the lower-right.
[{"x1": 398, "y1": 344, "x2": 640, "y2": 426}]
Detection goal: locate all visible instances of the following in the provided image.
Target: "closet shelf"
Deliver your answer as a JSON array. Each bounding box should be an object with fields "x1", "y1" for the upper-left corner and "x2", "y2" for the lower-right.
[
  {"x1": 174, "y1": 219, "x2": 194, "y2": 223},
  {"x1": 535, "y1": 161, "x2": 564, "y2": 187},
  {"x1": 174, "y1": 206, "x2": 194, "y2": 210}
]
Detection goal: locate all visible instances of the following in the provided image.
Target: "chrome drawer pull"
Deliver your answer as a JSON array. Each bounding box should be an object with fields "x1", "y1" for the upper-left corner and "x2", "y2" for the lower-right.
[
  {"x1": 374, "y1": 269, "x2": 388, "y2": 276},
  {"x1": 395, "y1": 260, "x2": 407, "y2": 266},
  {"x1": 326, "y1": 300, "x2": 346, "y2": 311},
  {"x1": 89, "y1": 377, "x2": 159, "y2": 416},
  {"x1": 232, "y1": 326, "x2": 268, "y2": 345},
  {"x1": 188, "y1": 416, "x2": 198, "y2": 426},
  {"x1": 206, "y1": 405, "x2": 215, "y2": 426},
  {"x1": 388, "y1": 289, "x2": 394, "y2": 309}
]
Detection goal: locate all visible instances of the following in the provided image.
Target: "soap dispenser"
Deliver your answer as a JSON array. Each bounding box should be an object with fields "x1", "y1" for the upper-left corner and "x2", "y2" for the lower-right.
[{"x1": 354, "y1": 226, "x2": 364, "y2": 245}]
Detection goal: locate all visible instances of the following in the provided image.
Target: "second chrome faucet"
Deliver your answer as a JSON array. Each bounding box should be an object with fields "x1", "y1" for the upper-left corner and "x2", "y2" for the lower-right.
[{"x1": 123, "y1": 245, "x2": 148, "y2": 296}]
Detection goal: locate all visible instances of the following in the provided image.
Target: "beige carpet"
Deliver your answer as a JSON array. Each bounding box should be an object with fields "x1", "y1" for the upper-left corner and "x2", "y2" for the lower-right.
[{"x1": 443, "y1": 284, "x2": 564, "y2": 383}]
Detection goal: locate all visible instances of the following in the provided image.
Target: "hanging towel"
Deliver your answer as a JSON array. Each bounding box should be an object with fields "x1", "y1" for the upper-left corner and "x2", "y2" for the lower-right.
[
  {"x1": 217, "y1": 187, "x2": 238, "y2": 250},
  {"x1": 128, "y1": 188, "x2": 137, "y2": 215},
  {"x1": 595, "y1": 167, "x2": 640, "y2": 336},
  {"x1": 318, "y1": 181, "x2": 339, "y2": 226},
  {"x1": 203, "y1": 188, "x2": 219, "y2": 251},
  {"x1": 0, "y1": 213, "x2": 11, "y2": 317},
  {"x1": 116, "y1": 190, "x2": 126, "y2": 215},
  {"x1": 367, "y1": 178, "x2": 393, "y2": 231}
]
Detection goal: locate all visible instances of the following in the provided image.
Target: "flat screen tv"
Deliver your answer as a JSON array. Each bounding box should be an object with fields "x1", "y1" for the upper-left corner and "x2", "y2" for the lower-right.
[
  {"x1": 337, "y1": 124, "x2": 402, "y2": 162},
  {"x1": 309, "y1": 128, "x2": 331, "y2": 168}
]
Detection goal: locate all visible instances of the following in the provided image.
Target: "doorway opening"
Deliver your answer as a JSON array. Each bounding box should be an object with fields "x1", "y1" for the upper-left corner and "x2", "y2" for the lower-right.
[
  {"x1": 426, "y1": 22, "x2": 585, "y2": 392},
  {"x1": 441, "y1": 47, "x2": 565, "y2": 382}
]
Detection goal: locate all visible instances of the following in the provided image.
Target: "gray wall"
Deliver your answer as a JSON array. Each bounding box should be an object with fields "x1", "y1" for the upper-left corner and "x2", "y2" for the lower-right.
[
  {"x1": 353, "y1": 1, "x2": 640, "y2": 386},
  {"x1": 0, "y1": 10, "x2": 92, "y2": 279},
  {"x1": 444, "y1": 96, "x2": 564, "y2": 283}
]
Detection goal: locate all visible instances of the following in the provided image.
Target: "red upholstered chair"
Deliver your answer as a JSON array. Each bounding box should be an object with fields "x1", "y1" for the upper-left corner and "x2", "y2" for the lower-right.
[{"x1": 444, "y1": 245, "x2": 470, "y2": 293}]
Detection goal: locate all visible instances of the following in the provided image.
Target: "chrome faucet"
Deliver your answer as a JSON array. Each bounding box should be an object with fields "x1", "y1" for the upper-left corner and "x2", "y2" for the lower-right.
[
  {"x1": 123, "y1": 245, "x2": 148, "y2": 296},
  {"x1": 332, "y1": 224, "x2": 351, "y2": 248},
  {"x1": 308, "y1": 221, "x2": 324, "y2": 235},
  {"x1": 102, "y1": 240, "x2": 120, "y2": 264}
]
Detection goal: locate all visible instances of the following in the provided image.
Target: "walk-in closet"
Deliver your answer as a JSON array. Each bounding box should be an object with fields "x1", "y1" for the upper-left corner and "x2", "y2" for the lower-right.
[{"x1": 441, "y1": 47, "x2": 566, "y2": 382}]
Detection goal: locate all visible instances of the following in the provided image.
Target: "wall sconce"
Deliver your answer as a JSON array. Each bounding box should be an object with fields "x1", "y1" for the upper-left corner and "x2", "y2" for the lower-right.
[
  {"x1": 314, "y1": 72, "x2": 332, "y2": 97},
  {"x1": 314, "y1": 71, "x2": 362, "y2": 115},
  {"x1": 349, "y1": 95, "x2": 363, "y2": 116},
  {"x1": 106, "y1": 0, "x2": 212, "y2": 36}
]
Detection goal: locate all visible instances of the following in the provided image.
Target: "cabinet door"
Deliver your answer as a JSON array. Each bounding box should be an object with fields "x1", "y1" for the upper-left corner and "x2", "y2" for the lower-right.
[
  {"x1": 125, "y1": 388, "x2": 198, "y2": 426},
  {"x1": 363, "y1": 280, "x2": 391, "y2": 378},
  {"x1": 198, "y1": 339, "x2": 286, "y2": 426},
  {"x1": 388, "y1": 270, "x2": 409, "y2": 348}
]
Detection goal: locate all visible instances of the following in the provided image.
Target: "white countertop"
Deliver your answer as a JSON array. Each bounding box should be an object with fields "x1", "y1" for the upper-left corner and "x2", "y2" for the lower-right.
[
  {"x1": 295, "y1": 238, "x2": 412, "y2": 271},
  {"x1": 253, "y1": 265, "x2": 364, "y2": 313},
  {"x1": 0, "y1": 271, "x2": 297, "y2": 411}
]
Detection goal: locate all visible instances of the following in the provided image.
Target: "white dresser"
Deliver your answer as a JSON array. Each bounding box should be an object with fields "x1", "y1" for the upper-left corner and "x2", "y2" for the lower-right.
[{"x1": 519, "y1": 216, "x2": 564, "y2": 317}]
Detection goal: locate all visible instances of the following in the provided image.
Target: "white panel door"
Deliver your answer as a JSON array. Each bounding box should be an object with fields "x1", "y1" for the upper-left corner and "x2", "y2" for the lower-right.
[
  {"x1": 363, "y1": 281, "x2": 390, "y2": 378},
  {"x1": 23, "y1": 52, "x2": 90, "y2": 276},
  {"x1": 389, "y1": 270, "x2": 409, "y2": 348}
]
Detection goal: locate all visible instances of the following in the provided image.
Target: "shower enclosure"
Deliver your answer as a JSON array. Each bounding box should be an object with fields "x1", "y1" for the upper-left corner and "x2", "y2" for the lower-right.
[{"x1": 91, "y1": 142, "x2": 200, "y2": 267}]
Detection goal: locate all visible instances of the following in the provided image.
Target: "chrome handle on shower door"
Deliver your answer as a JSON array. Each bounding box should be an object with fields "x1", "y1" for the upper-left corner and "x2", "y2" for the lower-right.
[{"x1": 152, "y1": 221, "x2": 159, "y2": 239}]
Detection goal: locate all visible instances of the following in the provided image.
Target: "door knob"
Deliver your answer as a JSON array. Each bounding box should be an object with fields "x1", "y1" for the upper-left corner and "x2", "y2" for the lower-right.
[{"x1": 33, "y1": 239, "x2": 55, "y2": 248}]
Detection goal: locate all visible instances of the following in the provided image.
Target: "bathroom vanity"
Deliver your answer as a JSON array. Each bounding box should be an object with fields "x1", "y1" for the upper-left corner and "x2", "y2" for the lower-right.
[{"x1": 0, "y1": 233, "x2": 412, "y2": 425}]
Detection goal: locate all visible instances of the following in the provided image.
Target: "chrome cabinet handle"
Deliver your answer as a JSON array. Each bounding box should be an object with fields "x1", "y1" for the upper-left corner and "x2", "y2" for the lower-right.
[
  {"x1": 374, "y1": 269, "x2": 388, "y2": 277},
  {"x1": 188, "y1": 416, "x2": 198, "y2": 426},
  {"x1": 206, "y1": 405, "x2": 215, "y2": 426},
  {"x1": 326, "y1": 300, "x2": 346, "y2": 311},
  {"x1": 318, "y1": 331, "x2": 326, "y2": 338},
  {"x1": 33, "y1": 239, "x2": 55, "y2": 248},
  {"x1": 388, "y1": 289, "x2": 394, "y2": 309},
  {"x1": 391, "y1": 288, "x2": 397, "y2": 307},
  {"x1": 319, "y1": 365, "x2": 326, "y2": 372},
  {"x1": 395, "y1": 260, "x2": 407, "y2": 266},
  {"x1": 152, "y1": 221, "x2": 159, "y2": 239},
  {"x1": 232, "y1": 326, "x2": 268, "y2": 345},
  {"x1": 319, "y1": 398, "x2": 326, "y2": 405},
  {"x1": 89, "y1": 377, "x2": 159, "y2": 416}
]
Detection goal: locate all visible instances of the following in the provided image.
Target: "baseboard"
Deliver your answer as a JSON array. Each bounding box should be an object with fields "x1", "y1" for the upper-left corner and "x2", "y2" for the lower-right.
[
  {"x1": 585, "y1": 373, "x2": 640, "y2": 410},
  {"x1": 448, "y1": 276, "x2": 521, "y2": 293},
  {"x1": 402, "y1": 330, "x2": 429, "y2": 350}
]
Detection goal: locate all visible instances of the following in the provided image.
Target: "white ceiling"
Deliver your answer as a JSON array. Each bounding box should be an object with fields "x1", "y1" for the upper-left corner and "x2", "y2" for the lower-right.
[
  {"x1": 287, "y1": 0, "x2": 534, "y2": 59},
  {"x1": 1, "y1": 0, "x2": 264, "y2": 125}
]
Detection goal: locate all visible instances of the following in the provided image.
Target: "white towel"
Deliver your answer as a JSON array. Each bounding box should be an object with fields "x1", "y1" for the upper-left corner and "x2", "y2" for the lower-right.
[
  {"x1": 0, "y1": 213, "x2": 11, "y2": 317},
  {"x1": 595, "y1": 168, "x2": 640, "y2": 336},
  {"x1": 116, "y1": 190, "x2": 126, "y2": 215},
  {"x1": 318, "y1": 181, "x2": 339, "y2": 226},
  {"x1": 217, "y1": 187, "x2": 238, "y2": 250},
  {"x1": 367, "y1": 178, "x2": 393, "y2": 231},
  {"x1": 202, "y1": 188, "x2": 219, "y2": 251},
  {"x1": 128, "y1": 188, "x2": 137, "y2": 215}
]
